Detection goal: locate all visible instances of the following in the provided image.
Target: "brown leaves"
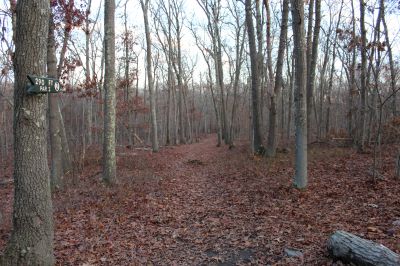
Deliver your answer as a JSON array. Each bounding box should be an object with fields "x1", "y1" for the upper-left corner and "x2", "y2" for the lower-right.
[{"x1": 0, "y1": 136, "x2": 399, "y2": 264}]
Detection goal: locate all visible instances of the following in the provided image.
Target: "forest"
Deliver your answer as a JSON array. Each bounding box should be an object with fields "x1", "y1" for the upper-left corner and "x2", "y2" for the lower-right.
[{"x1": 0, "y1": 0, "x2": 399, "y2": 265}]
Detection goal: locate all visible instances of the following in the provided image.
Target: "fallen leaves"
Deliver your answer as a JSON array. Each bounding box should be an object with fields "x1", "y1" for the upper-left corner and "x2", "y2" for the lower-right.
[{"x1": 0, "y1": 136, "x2": 399, "y2": 264}]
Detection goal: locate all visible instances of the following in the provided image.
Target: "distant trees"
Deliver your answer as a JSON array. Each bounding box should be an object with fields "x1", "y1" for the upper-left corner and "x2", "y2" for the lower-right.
[
  {"x1": 0, "y1": 0, "x2": 398, "y2": 196},
  {"x1": 0, "y1": 0, "x2": 54, "y2": 264},
  {"x1": 48, "y1": 12, "x2": 63, "y2": 190}
]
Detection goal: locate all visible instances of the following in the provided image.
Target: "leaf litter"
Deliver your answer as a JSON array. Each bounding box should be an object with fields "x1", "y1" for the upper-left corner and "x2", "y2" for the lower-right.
[{"x1": 0, "y1": 136, "x2": 399, "y2": 265}]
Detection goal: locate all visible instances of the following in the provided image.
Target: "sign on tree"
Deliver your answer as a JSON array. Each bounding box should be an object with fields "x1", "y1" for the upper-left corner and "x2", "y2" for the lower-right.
[{"x1": 26, "y1": 75, "x2": 63, "y2": 94}]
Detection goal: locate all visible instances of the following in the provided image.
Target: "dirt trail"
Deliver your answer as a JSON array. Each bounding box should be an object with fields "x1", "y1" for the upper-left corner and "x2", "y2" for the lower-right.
[{"x1": 1, "y1": 135, "x2": 399, "y2": 265}]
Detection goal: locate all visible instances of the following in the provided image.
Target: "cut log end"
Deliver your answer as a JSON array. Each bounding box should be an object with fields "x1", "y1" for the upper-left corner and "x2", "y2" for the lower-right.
[{"x1": 327, "y1": 230, "x2": 400, "y2": 266}]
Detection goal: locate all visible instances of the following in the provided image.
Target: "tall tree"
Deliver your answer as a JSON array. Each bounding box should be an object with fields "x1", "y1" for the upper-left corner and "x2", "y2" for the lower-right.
[
  {"x1": 227, "y1": 0, "x2": 246, "y2": 147},
  {"x1": 358, "y1": 0, "x2": 367, "y2": 152},
  {"x1": 306, "y1": 0, "x2": 321, "y2": 139},
  {"x1": 48, "y1": 12, "x2": 63, "y2": 190},
  {"x1": 0, "y1": 0, "x2": 54, "y2": 264},
  {"x1": 325, "y1": 0, "x2": 344, "y2": 137},
  {"x1": 245, "y1": 0, "x2": 262, "y2": 153},
  {"x1": 103, "y1": 0, "x2": 116, "y2": 183},
  {"x1": 170, "y1": 0, "x2": 186, "y2": 144},
  {"x1": 140, "y1": 0, "x2": 159, "y2": 152},
  {"x1": 266, "y1": 0, "x2": 289, "y2": 157},
  {"x1": 380, "y1": 0, "x2": 397, "y2": 117},
  {"x1": 197, "y1": 0, "x2": 228, "y2": 145},
  {"x1": 291, "y1": 0, "x2": 308, "y2": 189}
]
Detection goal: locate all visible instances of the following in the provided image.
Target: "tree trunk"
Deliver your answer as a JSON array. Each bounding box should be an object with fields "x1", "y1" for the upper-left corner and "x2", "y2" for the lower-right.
[
  {"x1": 396, "y1": 152, "x2": 400, "y2": 179},
  {"x1": 141, "y1": 0, "x2": 159, "y2": 152},
  {"x1": 358, "y1": 0, "x2": 367, "y2": 152},
  {"x1": 306, "y1": 0, "x2": 321, "y2": 141},
  {"x1": 215, "y1": 22, "x2": 228, "y2": 144},
  {"x1": 103, "y1": 0, "x2": 116, "y2": 184},
  {"x1": 55, "y1": 16, "x2": 72, "y2": 175},
  {"x1": 229, "y1": 29, "x2": 246, "y2": 147},
  {"x1": 305, "y1": 0, "x2": 313, "y2": 138},
  {"x1": 325, "y1": 0, "x2": 343, "y2": 138},
  {"x1": 246, "y1": 0, "x2": 262, "y2": 153},
  {"x1": 0, "y1": 0, "x2": 55, "y2": 264},
  {"x1": 381, "y1": 0, "x2": 397, "y2": 117},
  {"x1": 266, "y1": 0, "x2": 288, "y2": 157},
  {"x1": 48, "y1": 12, "x2": 63, "y2": 190},
  {"x1": 327, "y1": 230, "x2": 400, "y2": 266},
  {"x1": 291, "y1": 0, "x2": 308, "y2": 189},
  {"x1": 286, "y1": 51, "x2": 294, "y2": 146},
  {"x1": 85, "y1": 0, "x2": 93, "y2": 146}
]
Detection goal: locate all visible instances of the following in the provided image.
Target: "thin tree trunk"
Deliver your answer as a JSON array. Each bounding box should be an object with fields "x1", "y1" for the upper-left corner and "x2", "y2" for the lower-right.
[
  {"x1": 266, "y1": 0, "x2": 288, "y2": 157},
  {"x1": 55, "y1": 21, "x2": 72, "y2": 175},
  {"x1": 48, "y1": 12, "x2": 63, "y2": 190},
  {"x1": 358, "y1": 0, "x2": 367, "y2": 152},
  {"x1": 325, "y1": 0, "x2": 343, "y2": 138},
  {"x1": 141, "y1": 0, "x2": 159, "y2": 152},
  {"x1": 229, "y1": 30, "x2": 246, "y2": 147},
  {"x1": 85, "y1": 0, "x2": 93, "y2": 146},
  {"x1": 306, "y1": 0, "x2": 321, "y2": 141},
  {"x1": 381, "y1": 0, "x2": 397, "y2": 117},
  {"x1": 305, "y1": 0, "x2": 314, "y2": 137},
  {"x1": 103, "y1": 0, "x2": 116, "y2": 184}
]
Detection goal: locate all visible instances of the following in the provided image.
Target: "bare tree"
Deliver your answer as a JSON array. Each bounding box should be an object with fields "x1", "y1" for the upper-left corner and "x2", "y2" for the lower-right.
[
  {"x1": 291, "y1": 0, "x2": 307, "y2": 189},
  {"x1": 227, "y1": 0, "x2": 246, "y2": 147},
  {"x1": 48, "y1": 12, "x2": 63, "y2": 190},
  {"x1": 358, "y1": 0, "x2": 367, "y2": 152},
  {"x1": 266, "y1": 0, "x2": 289, "y2": 157},
  {"x1": 197, "y1": 0, "x2": 228, "y2": 144},
  {"x1": 141, "y1": 0, "x2": 159, "y2": 152},
  {"x1": 103, "y1": 0, "x2": 116, "y2": 183},
  {"x1": 306, "y1": 0, "x2": 321, "y2": 140},
  {"x1": 380, "y1": 0, "x2": 397, "y2": 117},
  {"x1": 0, "y1": 0, "x2": 54, "y2": 264},
  {"x1": 245, "y1": 0, "x2": 262, "y2": 153}
]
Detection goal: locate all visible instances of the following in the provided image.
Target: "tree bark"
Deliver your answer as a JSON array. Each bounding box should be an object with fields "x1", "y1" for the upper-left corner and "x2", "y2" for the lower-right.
[
  {"x1": 325, "y1": 0, "x2": 343, "y2": 138},
  {"x1": 85, "y1": 0, "x2": 93, "y2": 146},
  {"x1": 246, "y1": 0, "x2": 263, "y2": 153},
  {"x1": 381, "y1": 0, "x2": 397, "y2": 117},
  {"x1": 358, "y1": 0, "x2": 367, "y2": 152},
  {"x1": 305, "y1": 0, "x2": 314, "y2": 137},
  {"x1": 266, "y1": 0, "x2": 288, "y2": 157},
  {"x1": 291, "y1": 0, "x2": 308, "y2": 189},
  {"x1": 0, "y1": 0, "x2": 55, "y2": 264},
  {"x1": 103, "y1": 0, "x2": 116, "y2": 184},
  {"x1": 141, "y1": 0, "x2": 159, "y2": 152},
  {"x1": 328, "y1": 230, "x2": 400, "y2": 266},
  {"x1": 306, "y1": 0, "x2": 321, "y2": 141}
]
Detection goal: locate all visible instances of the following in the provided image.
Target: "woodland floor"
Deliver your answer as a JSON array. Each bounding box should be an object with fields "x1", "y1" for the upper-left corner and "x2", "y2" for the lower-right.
[{"x1": 0, "y1": 135, "x2": 400, "y2": 265}]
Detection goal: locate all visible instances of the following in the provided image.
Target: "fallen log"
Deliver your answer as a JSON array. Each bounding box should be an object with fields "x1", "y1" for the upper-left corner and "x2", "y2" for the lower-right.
[{"x1": 327, "y1": 230, "x2": 400, "y2": 266}]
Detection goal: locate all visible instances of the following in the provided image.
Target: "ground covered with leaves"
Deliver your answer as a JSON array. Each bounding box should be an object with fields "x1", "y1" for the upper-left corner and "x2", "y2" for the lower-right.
[{"x1": 1, "y1": 136, "x2": 399, "y2": 265}]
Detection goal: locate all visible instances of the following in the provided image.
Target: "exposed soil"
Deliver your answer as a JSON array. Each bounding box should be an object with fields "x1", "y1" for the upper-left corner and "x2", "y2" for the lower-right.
[{"x1": 1, "y1": 135, "x2": 399, "y2": 265}]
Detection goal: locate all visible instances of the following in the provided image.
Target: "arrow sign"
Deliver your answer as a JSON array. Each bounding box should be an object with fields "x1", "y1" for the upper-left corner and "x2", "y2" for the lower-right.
[{"x1": 26, "y1": 75, "x2": 63, "y2": 94}]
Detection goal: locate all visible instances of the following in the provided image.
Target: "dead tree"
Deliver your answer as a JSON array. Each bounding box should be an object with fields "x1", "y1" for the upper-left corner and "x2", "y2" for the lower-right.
[{"x1": 328, "y1": 230, "x2": 400, "y2": 266}]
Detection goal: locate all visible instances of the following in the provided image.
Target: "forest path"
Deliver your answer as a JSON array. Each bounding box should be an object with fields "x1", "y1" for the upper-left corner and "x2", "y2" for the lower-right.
[
  {"x1": 52, "y1": 136, "x2": 288, "y2": 265},
  {"x1": 1, "y1": 135, "x2": 399, "y2": 265}
]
